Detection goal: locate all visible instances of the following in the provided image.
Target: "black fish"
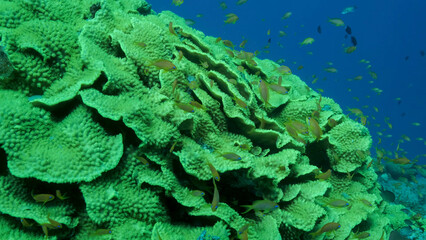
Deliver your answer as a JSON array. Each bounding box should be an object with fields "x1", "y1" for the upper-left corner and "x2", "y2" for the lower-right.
[
  {"x1": 268, "y1": 38, "x2": 271, "y2": 44},
  {"x1": 345, "y1": 26, "x2": 352, "y2": 35},
  {"x1": 317, "y1": 25, "x2": 322, "y2": 34},
  {"x1": 421, "y1": 50, "x2": 425, "y2": 56},
  {"x1": 404, "y1": 56, "x2": 409, "y2": 60},
  {"x1": 351, "y1": 36, "x2": 357, "y2": 46}
]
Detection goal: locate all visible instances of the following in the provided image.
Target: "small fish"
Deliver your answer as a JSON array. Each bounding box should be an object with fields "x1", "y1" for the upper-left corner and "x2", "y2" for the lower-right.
[
  {"x1": 259, "y1": 80, "x2": 270, "y2": 106},
  {"x1": 169, "y1": 141, "x2": 178, "y2": 153},
  {"x1": 136, "y1": 156, "x2": 149, "y2": 165},
  {"x1": 345, "y1": 26, "x2": 352, "y2": 35},
  {"x1": 172, "y1": 0, "x2": 184, "y2": 6},
  {"x1": 175, "y1": 102, "x2": 195, "y2": 113},
  {"x1": 185, "y1": 19, "x2": 195, "y2": 26},
  {"x1": 317, "y1": 25, "x2": 322, "y2": 34},
  {"x1": 211, "y1": 180, "x2": 219, "y2": 212},
  {"x1": 178, "y1": 50, "x2": 183, "y2": 61},
  {"x1": 353, "y1": 75, "x2": 363, "y2": 81},
  {"x1": 297, "y1": 65, "x2": 304, "y2": 70},
  {"x1": 341, "y1": 6, "x2": 357, "y2": 15},
  {"x1": 345, "y1": 46, "x2": 356, "y2": 54},
  {"x1": 328, "y1": 118, "x2": 337, "y2": 127},
  {"x1": 238, "y1": 223, "x2": 253, "y2": 238},
  {"x1": 324, "y1": 67, "x2": 337, "y2": 73},
  {"x1": 351, "y1": 36, "x2": 358, "y2": 46},
  {"x1": 47, "y1": 213, "x2": 62, "y2": 229},
  {"x1": 89, "y1": 229, "x2": 112, "y2": 236},
  {"x1": 307, "y1": 117, "x2": 322, "y2": 140},
  {"x1": 207, "y1": 162, "x2": 220, "y2": 181},
  {"x1": 353, "y1": 232, "x2": 370, "y2": 239},
  {"x1": 20, "y1": 218, "x2": 33, "y2": 227},
  {"x1": 224, "y1": 13, "x2": 239, "y2": 24},
  {"x1": 232, "y1": 95, "x2": 247, "y2": 109},
  {"x1": 300, "y1": 37, "x2": 314, "y2": 45},
  {"x1": 369, "y1": 71, "x2": 377, "y2": 79},
  {"x1": 189, "y1": 101, "x2": 206, "y2": 110},
  {"x1": 239, "y1": 39, "x2": 247, "y2": 48},
  {"x1": 150, "y1": 59, "x2": 177, "y2": 71},
  {"x1": 241, "y1": 200, "x2": 279, "y2": 214},
  {"x1": 269, "y1": 84, "x2": 288, "y2": 95},
  {"x1": 286, "y1": 120, "x2": 308, "y2": 135},
  {"x1": 32, "y1": 192, "x2": 55, "y2": 205},
  {"x1": 360, "y1": 199, "x2": 372, "y2": 207},
  {"x1": 279, "y1": 31, "x2": 287, "y2": 37},
  {"x1": 236, "y1": 0, "x2": 248, "y2": 5},
  {"x1": 411, "y1": 122, "x2": 421, "y2": 126},
  {"x1": 222, "y1": 39, "x2": 234, "y2": 48},
  {"x1": 219, "y1": 1, "x2": 227, "y2": 10},
  {"x1": 328, "y1": 199, "x2": 349, "y2": 208},
  {"x1": 328, "y1": 18, "x2": 345, "y2": 26},
  {"x1": 267, "y1": 29, "x2": 271, "y2": 35},
  {"x1": 275, "y1": 65, "x2": 292, "y2": 75},
  {"x1": 309, "y1": 222, "x2": 341, "y2": 237},
  {"x1": 391, "y1": 157, "x2": 410, "y2": 165},
  {"x1": 420, "y1": 50, "x2": 425, "y2": 56},
  {"x1": 221, "y1": 152, "x2": 242, "y2": 161},
  {"x1": 315, "y1": 169, "x2": 331, "y2": 180},
  {"x1": 281, "y1": 12, "x2": 292, "y2": 19},
  {"x1": 190, "y1": 190, "x2": 205, "y2": 197},
  {"x1": 55, "y1": 190, "x2": 69, "y2": 200},
  {"x1": 134, "y1": 42, "x2": 147, "y2": 48},
  {"x1": 169, "y1": 22, "x2": 177, "y2": 36}
]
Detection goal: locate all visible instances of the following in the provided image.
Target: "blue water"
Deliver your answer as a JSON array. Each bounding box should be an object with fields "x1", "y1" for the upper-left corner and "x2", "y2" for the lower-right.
[{"x1": 151, "y1": 0, "x2": 426, "y2": 164}]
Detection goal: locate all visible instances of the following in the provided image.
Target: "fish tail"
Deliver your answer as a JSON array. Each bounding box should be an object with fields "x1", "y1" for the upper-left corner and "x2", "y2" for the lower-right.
[{"x1": 240, "y1": 205, "x2": 253, "y2": 214}]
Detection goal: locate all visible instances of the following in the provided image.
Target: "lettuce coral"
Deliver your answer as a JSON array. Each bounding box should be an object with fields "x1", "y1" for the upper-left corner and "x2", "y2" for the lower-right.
[{"x1": 0, "y1": 0, "x2": 404, "y2": 239}]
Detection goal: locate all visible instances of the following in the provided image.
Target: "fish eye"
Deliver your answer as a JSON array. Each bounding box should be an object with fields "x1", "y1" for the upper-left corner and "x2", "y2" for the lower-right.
[{"x1": 173, "y1": 66, "x2": 176, "y2": 69}]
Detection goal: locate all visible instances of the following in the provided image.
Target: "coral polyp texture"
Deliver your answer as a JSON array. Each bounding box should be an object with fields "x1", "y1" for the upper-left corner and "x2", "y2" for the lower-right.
[{"x1": 0, "y1": 0, "x2": 410, "y2": 239}]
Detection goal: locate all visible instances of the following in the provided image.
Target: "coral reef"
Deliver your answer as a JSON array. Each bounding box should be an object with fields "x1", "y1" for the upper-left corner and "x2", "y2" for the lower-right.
[{"x1": 0, "y1": 0, "x2": 419, "y2": 239}]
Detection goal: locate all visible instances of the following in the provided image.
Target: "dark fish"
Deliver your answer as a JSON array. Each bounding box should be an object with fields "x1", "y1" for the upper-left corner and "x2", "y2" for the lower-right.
[
  {"x1": 380, "y1": 190, "x2": 395, "y2": 202},
  {"x1": 421, "y1": 50, "x2": 425, "y2": 56},
  {"x1": 404, "y1": 56, "x2": 409, "y2": 60},
  {"x1": 268, "y1": 38, "x2": 271, "y2": 44},
  {"x1": 404, "y1": 219, "x2": 414, "y2": 226},
  {"x1": 345, "y1": 26, "x2": 352, "y2": 35},
  {"x1": 317, "y1": 25, "x2": 322, "y2": 34},
  {"x1": 351, "y1": 36, "x2": 357, "y2": 46},
  {"x1": 401, "y1": 208, "x2": 411, "y2": 214},
  {"x1": 344, "y1": 35, "x2": 348, "y2": 39}
]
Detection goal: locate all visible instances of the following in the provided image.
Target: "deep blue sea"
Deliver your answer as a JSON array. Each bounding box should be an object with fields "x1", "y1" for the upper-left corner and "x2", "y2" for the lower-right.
[{"x1": 151, "y1": 0, "x2": 426, "y2": 165}]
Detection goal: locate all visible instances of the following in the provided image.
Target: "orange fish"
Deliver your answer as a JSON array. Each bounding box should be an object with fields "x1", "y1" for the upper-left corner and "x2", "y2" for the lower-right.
[
  {"x1": 150, "y1": 59, "x2": 177, "y2": 71},
  {"x1": 32, "y1": 192, "x2": 55, "y2": 205},
  {"x1": 207, "y1": 162, "x2": 220, "y2": 181},
  {"x1": 259, "y1": 80, "x2": 269, "y2": 106},
  {"x1": 222, "y1": 40, "x2": 234, "y2": 48},
  {"x1": 307, "y1": 117, "x2": 322, "y2": 140},
  {"x1": 391, "y1": 157, "x2": 410, "y2": 165},
  {"x1": 175, "y1": 102, "x2": 195, "y2": 113},
  {"x1": 221, "y1": 152, "x2": 242, "y2": 161},
  {"x1": 241, "y1": 200, "x2": 279, "y2": 214},
  {"x1": 275, "y1": 65, "x2": 292, "y2": 75},
  {"x1": 315, "y1": 169, "x2": 331, "y2": 180},
  {"x1": 169, "y1": 22, "x2": 177, "y2": 36},
  {"x1": 239, "y1": 39, "x2": 247, "y2": 48},
  {"x1": 310, "y1": 222, "x2": 341, "y2": 237},
  {"x1": 55, "y1": 190, "x2": 69, "y2": 200},
  {"x1": 224, "y1": 13, "x2": 239, "y2": 24},
  {"x1": 211, "y1": 180, "x2": 219, "y2": 211}
]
